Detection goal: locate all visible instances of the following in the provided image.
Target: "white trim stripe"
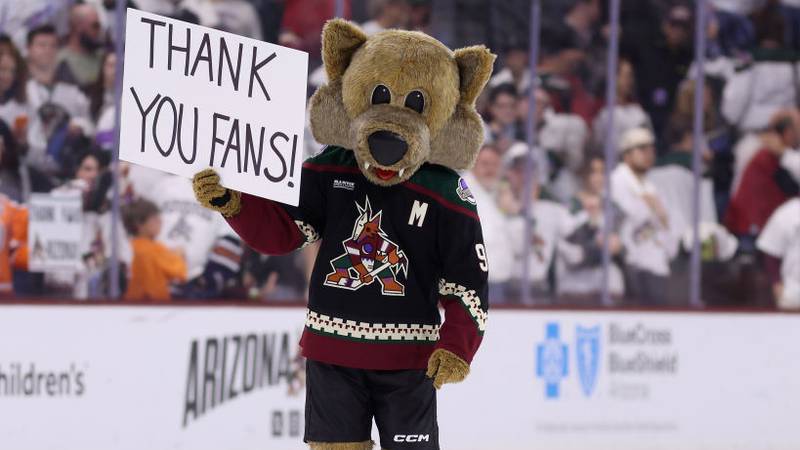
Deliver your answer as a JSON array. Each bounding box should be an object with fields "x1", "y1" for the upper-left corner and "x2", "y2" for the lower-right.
[
  {"x1": 438, "y1": 279, "x2": 487, "y2": 332},
  {"x1": 306, "y1": 310, "x2": 440, "y2": 342},
  {"x1": 295, "y1": 220, "x2": 320, "y2": 248}
]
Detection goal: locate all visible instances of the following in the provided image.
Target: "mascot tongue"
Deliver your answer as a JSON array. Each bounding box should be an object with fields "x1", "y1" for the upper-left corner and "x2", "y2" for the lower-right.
[{"x1": 374, "y1": 168, "x2": 397, "y2": 180}]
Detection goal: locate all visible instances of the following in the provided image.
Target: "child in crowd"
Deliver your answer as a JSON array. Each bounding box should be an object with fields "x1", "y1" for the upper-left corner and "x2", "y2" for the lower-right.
[{"x1": 122, "y1": 199, "x2": 186, "y2": 301}]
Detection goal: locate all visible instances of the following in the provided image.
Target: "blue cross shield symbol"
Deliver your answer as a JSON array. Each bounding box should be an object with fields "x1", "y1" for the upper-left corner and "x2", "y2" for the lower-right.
[
  {"x1": 575, "y1": 325, "x2": 600, "y2": 397},
  {"x1": 536, "y1": 323, "x2": 568, "y2": 398}
]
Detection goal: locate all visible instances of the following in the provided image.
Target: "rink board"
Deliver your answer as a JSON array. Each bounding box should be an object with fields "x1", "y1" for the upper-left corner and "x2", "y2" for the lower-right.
[{"x1": 0, "y1": 304, "x2": 798, "y2": 450}]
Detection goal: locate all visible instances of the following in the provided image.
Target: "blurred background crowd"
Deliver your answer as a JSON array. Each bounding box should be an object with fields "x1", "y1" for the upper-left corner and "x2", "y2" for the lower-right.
[{"x1": 0, "y1": 0, "x2": 798, "y2": 308}]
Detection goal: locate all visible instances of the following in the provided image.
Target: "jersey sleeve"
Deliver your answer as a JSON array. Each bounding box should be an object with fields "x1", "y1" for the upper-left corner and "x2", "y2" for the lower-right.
[
  {"x1": 434, "y1": 178, "x2": 489, "y2": 365},
  {"x1": 224, "y1": 158, "x2": 325, "y2": 255}
]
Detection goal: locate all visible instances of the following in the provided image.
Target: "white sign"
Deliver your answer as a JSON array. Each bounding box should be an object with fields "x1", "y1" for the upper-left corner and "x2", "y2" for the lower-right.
[
  {"x1": 119, "y1": 8, "x2": 308, "y2": 206},
  {"x1": 2, "y1": 306, "x2": 800, "y2": 450},
  {"x1": 27, "y1": 193, "x2": 83, "y2": 272}
]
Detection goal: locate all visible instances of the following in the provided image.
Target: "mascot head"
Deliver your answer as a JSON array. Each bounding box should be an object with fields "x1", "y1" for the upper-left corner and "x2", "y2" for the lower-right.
[{"x1": 308, "y1": 19, "x2": 496, "y2": 186}]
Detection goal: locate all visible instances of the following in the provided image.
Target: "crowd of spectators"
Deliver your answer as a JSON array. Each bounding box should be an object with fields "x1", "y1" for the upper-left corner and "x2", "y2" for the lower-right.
[{"x1": 0, "y1": 0, "x2": 798, "y2": 309}]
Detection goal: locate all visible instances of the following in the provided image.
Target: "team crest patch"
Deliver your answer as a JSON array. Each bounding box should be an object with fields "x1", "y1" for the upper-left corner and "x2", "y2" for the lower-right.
[
  {"x1": 456, "y1": 178, "x2": 477, "y2": 205},
  {"x1": 324, "y1": 196, "x2": 409, "y2": 296}
]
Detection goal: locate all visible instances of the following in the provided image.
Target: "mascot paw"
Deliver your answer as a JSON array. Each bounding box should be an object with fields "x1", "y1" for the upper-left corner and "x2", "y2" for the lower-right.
[
  {"x1": 192, "y1": 169, "x2": 242, "y2": 217},
  {"x1": 308, "y1": 441, "x2": 374, "y2": 450},
  {"x1": 426, "y1": 348, "x2": 469, "y2": 389}
]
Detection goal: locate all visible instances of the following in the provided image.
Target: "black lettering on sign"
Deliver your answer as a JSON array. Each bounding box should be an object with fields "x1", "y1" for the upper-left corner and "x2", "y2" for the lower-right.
[
  {"x1": 191, "y1": 32, "x2": 214, "y2": 82},
  {"x1": 177, "y1": 105, "x2": 199, "y2": 164},
  {"x1": 152, "y1": 96, "x2": 178, "y2": 157},
  {"x1": 218, "y1": 38, "x2": 243, "y2": 90},
  {"x1": 244, "y1": 124, "x2": 264, "y2": 176},
  {"x1": 248, "y1": 49, "x2": 276, "y2": 101},
  {"x1": 129, "y1": 87, "x2": 161, "y2": 153},
  {"x1": 228, "y1": 336, "x2": 241, "y2": 401},
  {"x1": 209, "y1": 113, "x2": 230, "y2": 167},
  {"x1": 221, "y1": 119, "x2": 242, "y2": 173},
  {"x1": 242, "y1": 334, "x2": 257, "y2": 393},
  {"x1": 141, "y1": 17, "x2": 166, "y2": 69},
  {"x1": 167, "y1": 23, "x2": 191, "y2": 76}
]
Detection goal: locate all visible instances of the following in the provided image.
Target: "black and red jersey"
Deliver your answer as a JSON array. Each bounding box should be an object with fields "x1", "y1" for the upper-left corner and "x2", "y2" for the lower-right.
[{"x1": 225, "y1": 146, "x2": 489, "y2": 370}]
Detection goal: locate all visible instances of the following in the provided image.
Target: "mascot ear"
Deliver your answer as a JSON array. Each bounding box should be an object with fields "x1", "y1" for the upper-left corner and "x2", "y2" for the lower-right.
[
  {"x1": 453, "y1": 45, "x2": 495, "y2": 107},
  {"x1": 309, "y1": 20, "x2": 366, "y2": 148},
  {"x1": 428, "y1": 46, "x2": 495, "y2": 171},
  {"x1": 321, "y1": 19, "x2": 368, "y2": 81}
]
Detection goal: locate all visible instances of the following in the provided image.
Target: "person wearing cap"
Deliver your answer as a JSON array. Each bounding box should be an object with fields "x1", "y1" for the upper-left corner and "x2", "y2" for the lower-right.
[{"x1": 611, "y1": 127, "x2": 678, "y2": 305}]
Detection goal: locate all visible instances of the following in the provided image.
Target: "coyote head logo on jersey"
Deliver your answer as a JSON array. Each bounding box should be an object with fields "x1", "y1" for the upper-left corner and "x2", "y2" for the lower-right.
[{"x1": 325, "y1": 196, "x2": 409, "y2": 296}]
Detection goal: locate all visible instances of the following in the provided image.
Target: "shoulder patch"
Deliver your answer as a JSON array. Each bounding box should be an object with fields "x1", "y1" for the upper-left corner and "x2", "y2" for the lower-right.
[{"x1": 456, "y1": 177, "x2": 477, "y2": 205}]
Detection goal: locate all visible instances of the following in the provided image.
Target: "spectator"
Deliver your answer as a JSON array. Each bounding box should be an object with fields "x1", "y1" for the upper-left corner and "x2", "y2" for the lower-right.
[
  {"x1": 462, "y1": 144, "x2": 515, "y2": 301},
  {"x1": 557, "y1": 155, "x2": 625, "y2": 301},
  {"x1": 0, "y1": 36, "x2": 29, "y2": 145},
  {"x1": 503, "y1": 145, "x2": 577, "y2": 302},
  {"x1": 625, "y1": 2, "x2": 694, "y2": 145},
  {"x1": 611, "y1": 127, "x2": 677, "y2": 304},
  {"x1": 489, "y1": 44, "x2": 531, "y2": 94},
  {"x1": 24, "y1": 25, "x2": 94, "y2": 175},
  {"x1": 122, "y1": 199, "x2": 187, "y2": 301},
  {"x1": 0, "y1": 191, "x2": 28, "y2": 296},
  {"x1": 280, "y1": 0, "x2": 351, "y2": 67},
  {"x1": 721, "y1": 2, "x2": 796, "y2": 132},
  {"x1": 141, "y1": 174, "x2": 238, "y2": 291},
  {"x1": 86, "y1": 51, "x2": 116, "y2": 151},
  {"x1": 58, "y1": 4, "x2": 105, "y2": 88},
  {"x1": 592, "y1": 58, "x2": 653, "y2": 154},
  {"x1": 725, "y1": 110, "x2": 800, "y2": 237},
  {"x1": 361, "y1": 0, "x2": 411, "y2": 35},
  {"x1": 484, "y1": 83, "x2": 520, "y2": 152},
  {"x1": 757, "y1": 197, "x2": 800, "y2": 309},
  {"x1": 538, "y1": 23, "x2": 598, "y2": 124},
  {"x1": 209, "y1": 0, "x2": 265, "y2": 40},
  {"x1": 0, "y1": 119, "x2": 52, "y2": 202},
  {"x1": 709, "y1": 0, "x2": 759, "y2": 56}
]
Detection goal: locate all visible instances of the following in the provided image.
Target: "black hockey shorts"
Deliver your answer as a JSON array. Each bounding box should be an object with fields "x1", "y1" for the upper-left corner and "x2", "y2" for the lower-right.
[{"x1": 304, "y1": 359, "x2": 439, "y2": 450}]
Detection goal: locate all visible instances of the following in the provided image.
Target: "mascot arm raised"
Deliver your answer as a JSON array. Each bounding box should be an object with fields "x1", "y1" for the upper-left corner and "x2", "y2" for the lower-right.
[
  {"x1": 192, "y1": 168, "x2": 322, "y2": 255},
  {"x1": 427, "y1": 203, "x2": 489, "y2": 389}
]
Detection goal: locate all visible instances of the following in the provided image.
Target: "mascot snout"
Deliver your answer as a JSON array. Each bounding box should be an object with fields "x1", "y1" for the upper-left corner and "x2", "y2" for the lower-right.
[{"x1": 368, "y1": 130, "x2": 408, "y2": 166}]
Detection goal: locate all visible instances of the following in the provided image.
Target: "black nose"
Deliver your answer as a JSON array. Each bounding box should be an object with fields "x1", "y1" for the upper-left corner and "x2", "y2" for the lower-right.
[{"x1": 368, "y1": 130, "x2": 407, "y2": 166}]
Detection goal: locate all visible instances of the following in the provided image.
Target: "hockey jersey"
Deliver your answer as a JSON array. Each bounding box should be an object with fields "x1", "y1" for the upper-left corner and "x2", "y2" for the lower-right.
[{"x1": 225, "y1": 146, "x2": 489, "y2": 370}]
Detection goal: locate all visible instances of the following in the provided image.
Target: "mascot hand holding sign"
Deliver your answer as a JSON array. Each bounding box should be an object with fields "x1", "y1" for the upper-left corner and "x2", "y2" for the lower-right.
[{"x1": 193, "y1": 19, "x2": 493, "y2": 450}]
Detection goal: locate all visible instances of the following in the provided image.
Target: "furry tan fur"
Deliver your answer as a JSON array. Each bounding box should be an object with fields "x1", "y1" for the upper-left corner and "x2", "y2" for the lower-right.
[
  {"x1": 192, "y1": 168, "x2": 241, "y2": 217},
  {"x1": 426, "y1": 348, "x2": 470, "y2": 389},
  {"x1": 309, "y1": 19, "x2": 495, "y2": 186},
  {"x1": 308, "y1": 440, "x2": 374, "y2": 450}
]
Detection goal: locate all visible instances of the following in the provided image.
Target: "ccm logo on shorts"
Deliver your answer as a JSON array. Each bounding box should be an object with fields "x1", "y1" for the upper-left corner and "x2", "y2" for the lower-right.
[{"x1": 393, "y1": 434, "x2": 430, "y2": 443}]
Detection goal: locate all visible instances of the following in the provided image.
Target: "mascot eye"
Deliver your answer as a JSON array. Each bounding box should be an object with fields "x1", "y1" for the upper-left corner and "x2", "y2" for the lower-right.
[
  {"x1": 404, "y1": 91, "x2": 425, "y2": 113},
  {"x1": 371, "y1": 85, "x2": 391, "y2": 105}
]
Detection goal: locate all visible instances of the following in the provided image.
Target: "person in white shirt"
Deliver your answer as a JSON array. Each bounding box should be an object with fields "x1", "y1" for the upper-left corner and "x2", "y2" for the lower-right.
[
  {"x1": 23, "y1": 25, "x2": 93, "y2": 174},
  {"x1": 502, "y1": 145, "x2": 578, "y2": 303},
  {"x1": 757, "y1": 198, "x2": 800, "y2": 309},
  {"x1": 141, "y1": 174, "x2": 236, "y2": 284},
  {"x1": 591, "y1": 58, "x2": 652, "y2": 153},
  {"x1": 558, "y1": 156, "x2": 625, "y2": 301},
  {"x1": 611, "y1": 127, "x2": 678, "y2": 305},
  {"x1": 462, "y1": 144, "x2": 515, "y2": 302}
]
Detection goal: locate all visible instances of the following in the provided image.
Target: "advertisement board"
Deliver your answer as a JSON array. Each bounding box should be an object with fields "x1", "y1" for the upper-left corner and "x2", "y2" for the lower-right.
[{"x1": 1, "y1": 305, "x2": 798, "y2": 449}]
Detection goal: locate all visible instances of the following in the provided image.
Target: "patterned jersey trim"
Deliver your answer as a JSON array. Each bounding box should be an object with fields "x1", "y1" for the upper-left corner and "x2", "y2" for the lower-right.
[
  {"x1": 438, "y1": 279, "x2": 487, "y2": 332},
  {"x1": 305, "y1": 310, "x2": 440, "y2": 342},
  {"x1": 295, "y1": 220, "x2": 320, "y2": 248}
]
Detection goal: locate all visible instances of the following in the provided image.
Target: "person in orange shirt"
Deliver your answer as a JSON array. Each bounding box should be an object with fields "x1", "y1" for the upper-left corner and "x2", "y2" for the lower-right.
[
  {"x1": 0, "y1": 195, "x2": 28, "y2": 295},
  {"x1": 122, "y1": 199, "x2": 187, "y2": 301}
]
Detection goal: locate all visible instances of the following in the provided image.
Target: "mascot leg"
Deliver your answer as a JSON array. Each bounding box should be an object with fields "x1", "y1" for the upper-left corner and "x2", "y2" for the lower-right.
[{"x1": 308, "y1": 441, "x2": 374, "y2": 450}]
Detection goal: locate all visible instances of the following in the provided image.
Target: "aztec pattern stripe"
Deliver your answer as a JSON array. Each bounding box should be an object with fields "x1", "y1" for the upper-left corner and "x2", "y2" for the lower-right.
[
  {"x1": 438, "y1": 278, "x2": 487, "y2": 332},
  {"x1": 295, "y1": 220, "x2": 321, "y2": 248},
  {"x1": 305, "y1": 310, "x2": 440, "y2": 342}
]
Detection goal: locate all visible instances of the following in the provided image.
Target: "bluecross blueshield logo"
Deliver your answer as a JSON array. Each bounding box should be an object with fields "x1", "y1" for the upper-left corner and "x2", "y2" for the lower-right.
[
  {"x1": 576, "y1": 325, "x2": 601, "y2": 397},
  {"x1": 535, "y1": 323, "x2": 568, "y2": 398}
]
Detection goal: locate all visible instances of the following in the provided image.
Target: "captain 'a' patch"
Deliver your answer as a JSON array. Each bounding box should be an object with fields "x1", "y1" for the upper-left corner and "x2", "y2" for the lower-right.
[{"x1": 324, "y1": 196, "x2": 409, "y2": 296}]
